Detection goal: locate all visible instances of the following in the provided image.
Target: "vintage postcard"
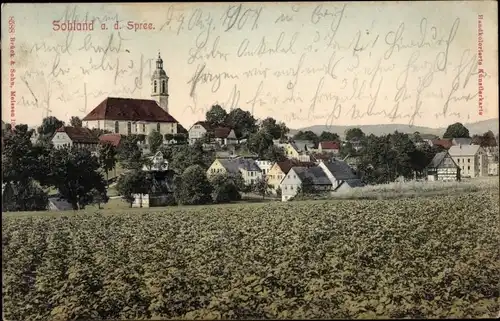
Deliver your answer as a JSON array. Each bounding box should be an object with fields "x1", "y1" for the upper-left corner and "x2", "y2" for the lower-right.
[{"x1": 2, "y1": 2, "x2": 499, "y2": 320}]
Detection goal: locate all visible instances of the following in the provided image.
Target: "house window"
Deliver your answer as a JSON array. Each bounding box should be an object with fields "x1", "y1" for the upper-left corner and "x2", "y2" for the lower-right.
[
  {"x1": 291, "y1": 185, "x2": 294, "y2": 190},
  {"x1": 284, "y1": 185, "x2": 287, "y2": 190},
  {"x1": 154, "y1": 80, "x2": 157, "y2": 93},
  {"x1": 468, "y1": 166, "x2": 470, "y2": 170},
  {"x1": 127, "y1": 122, "x2": 132, "y2": 135},
  {"x1": 468, "y1": 158, "x2": 471, "y2": 163},
  {"x1": 157, "y1": 123, "x2": 161, "y2": 132},
  {"x1": 114, "y1": 121, "x2": 119, "y2": 133},
  {"x1": 143, "y1": 124, "x2": 146, "y2": 133}
]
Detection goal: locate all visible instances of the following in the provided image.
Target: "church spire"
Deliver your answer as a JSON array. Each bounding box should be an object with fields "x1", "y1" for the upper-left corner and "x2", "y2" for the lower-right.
[{"x1": 156, "y1": 51, "x2": 163, "y2": 70}]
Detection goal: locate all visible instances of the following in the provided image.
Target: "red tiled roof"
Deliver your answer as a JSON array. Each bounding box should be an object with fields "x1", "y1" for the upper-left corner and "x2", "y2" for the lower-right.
[
  {"x1": 214, "y1": 127, "x2": 232, "y2": 138},
  {"x1": 55, "y1": 126, "x2": 99, "y2": 144},
  {"x1": 319, "y1": 141, "x2": 340, "y2": 150},
  {"x1": 82, "y1": 97, "x2": 178, "y2": 123},
  {"x1": 99, "y1": 133, "x2": 122, "y2": 147},
  {"x1": 276, "y1": 159, "x2": 316, "y2": 174},
  {"x1": 432, "y1": 139, "x2": 453, "y2": 149}
]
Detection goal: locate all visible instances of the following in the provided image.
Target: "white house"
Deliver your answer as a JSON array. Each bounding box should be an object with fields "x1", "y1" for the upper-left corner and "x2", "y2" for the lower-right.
[
  {"x1": 256, "y1": 160, "x2": 274, "y2": 175},
  {"x1": 188, "y1": 121, "x2": 211, "y2": 144},
  {"x1": 51, "y1": 126, "x2": 99, "y2": 151},
  {"x1": 448, "y1": 144, "x2": 488, "y2": 178},
  {"x1": 142, "y1": 151, "x2": 169, "y2": 171},
  {"x1": 280, "y1": 166, "x2": 332, "y2": 202}
]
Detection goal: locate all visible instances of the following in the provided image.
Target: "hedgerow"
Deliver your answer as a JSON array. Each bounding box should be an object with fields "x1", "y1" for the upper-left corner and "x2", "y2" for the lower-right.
[{"x1": 2, "y1": 190, "x2": 499, "y2": 320}]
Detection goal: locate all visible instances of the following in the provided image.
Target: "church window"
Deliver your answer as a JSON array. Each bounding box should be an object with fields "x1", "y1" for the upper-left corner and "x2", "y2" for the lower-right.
[
  {"x1": 127, "y1": 122, "x2": 132, "y2": 135},
  {"x1": 157, "y1": 123, "x2": 161, "y2": 132},
  {"x1": 143, "y1": 124, "x2": 146, "y2": 133},
  {"x1": 114, "y1": 121, "x2": 119, "y2": 133},
  {"x1": 154, "y1": 80, "x2": 157, "y2": 93},
  {"x1": 97, "y1": 120, "x2": 100, "y2": 129},
  {"x1": 161, "y1": 81, "x2": 166, "y2": 93}
]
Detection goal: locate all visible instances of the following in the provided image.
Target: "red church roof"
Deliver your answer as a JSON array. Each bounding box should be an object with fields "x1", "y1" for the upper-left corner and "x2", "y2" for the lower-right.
[{"x1": 82, "y1": 97, "x2": 178, "y2": 123}]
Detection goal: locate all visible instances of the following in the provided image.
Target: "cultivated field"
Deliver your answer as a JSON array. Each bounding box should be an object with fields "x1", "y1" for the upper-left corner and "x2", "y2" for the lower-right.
[{"x1": 2, "y1": 181, "x2": 499, "y2": 320}]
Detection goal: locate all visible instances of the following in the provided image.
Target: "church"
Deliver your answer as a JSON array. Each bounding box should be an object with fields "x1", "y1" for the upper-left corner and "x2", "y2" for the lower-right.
[{"x1": 82, "y1": 53, "x2": 180, "y2": 137}]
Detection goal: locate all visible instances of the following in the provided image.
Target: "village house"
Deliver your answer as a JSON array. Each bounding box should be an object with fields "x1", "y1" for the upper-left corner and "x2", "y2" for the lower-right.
[
  {"x1": 276, "y1": 140, "x2": 315, "y2": 161},
  {"x1": 28, "y1": 126, "x2": 40, "y2": 144},
  {"x1": 255, "y1": 160, "x2": 274, "y2": 175},
  {"x1": 488, "y1": 163, "x2": 499, "y2": 176},
  {"x1": 318, "y1": 159, "x2": 363, "y2": 191},
  {"x1": 485, "y1": 146, "x2": 499, "y2": 176},
  {"x1": 267, "y1": 159, "x2": 316, "y2": 193},
  {"x1": 214, "y1": 127, "x2": 238, "y2": 145},
  {"x1": 51, "y1": 126, "x2": 99, "y2": 151},
  {"x1": 280, "y1": 166, "x2": 332, "y2": 202},
  {"x1": 424, "y1": 151, "x2": 461, "y2": 181},
  {"x1": 448, "y1": 144, "x2": 488, "y2": 178},
  {"x1": 188, "y1": 121, "x2": 237, "y2": 145},
  {"x1": 142, "y1": 151, "x2": 169, "y2": 172},
  {"x1": 133, "y1": 170, "x2": 176, "y2": 208},
  {"x1": 317, "y1": 141, "x2": 340, "y2": 154},
  {"x1": 82, "y1": 53, "x2": 180, "y2": 139},
  {"x1": 207, "y1": 158, "x2": 262, "y2": 185}
]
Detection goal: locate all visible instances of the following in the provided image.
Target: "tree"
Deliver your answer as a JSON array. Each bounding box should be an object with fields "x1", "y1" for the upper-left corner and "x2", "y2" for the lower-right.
[
  {"x1": 117, "y1": 135, "x2": 143, "y2": 170},
  {"x1": 262, "y1": 145, "x2": 287, "y2": 163},
  {"x1": 49, "y1": 146, "x2": 107, "y2": 210},
  {"x1": 253, "y1": 176, "x2": 270, "y2": 199},
  {"x1": 293, "y1": 130, "x2": 319, "y2": 145},
  {"x1": 443, "y1": 122, "x2": 470, "y2": 138},
  {"x1": 98, "y1": 142, "x2": 117, "y2": 183},
  {"x1": 89, "y1": 188, "x2": 109, "y2": 209},
  {"x1": 2, "y1": 180, "x2": 49, "y2": 212},
  {"x1": 225, "y1": 108, "x2": 257, "y2": 139},
  {"x1": 345, "y1": 128, "x2": 365, "y2": 141},
  {"x1": 169, "y1": 142, "x2": 210, "y2": 175},
  {"x1": 70, "y1": 116, "x2": 83, "y2": 128},
  {"x1": 206, "y1": 104, "x2": 228, "y2": 128},
  {"x1": 472, "y1": 130, "x2": 497, "y2": 147},
  {"x1": 116, "y1": 170, "x2": 149, "y2": 207},
  {"x1": 247, "y1": 130, "x2": 274, "y2": 158},
  {"x1": 38, "y1": 116, "x2": 64, "y2": 142},
  {"x1": 90, "y1": 128, "x2": 112, "y2": 138},
  {"x1": 174, "y1": 165, "x2": 212, "y2": 205},
  {"x1": 260, "y1": 117, "x2": 289, "y2": 139},
  {"x1": 148, "y1": 130, "x2": 164, "y2": 154},
  {"x1": 209, "y1": 173, "x2": 242, "y2": 203},
  {"x1": 319, "y1": 131, "x2": 340, "y2": 142}
]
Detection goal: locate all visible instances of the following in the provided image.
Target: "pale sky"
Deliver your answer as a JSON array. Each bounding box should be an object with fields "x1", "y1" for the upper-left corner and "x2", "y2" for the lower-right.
[{"x1": 2, "y1": 1, "x2": 498, "y2": 129}]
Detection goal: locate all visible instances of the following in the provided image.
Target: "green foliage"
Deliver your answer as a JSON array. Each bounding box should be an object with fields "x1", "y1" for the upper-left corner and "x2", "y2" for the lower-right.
[
  {"x1": 98, "y1": 142, "x2": 117, "y2": 182},
  {"x1": 2, "y1": 190, "x2": 499, "y2": 319},
  {"x1": 443, "y1": 122, "x2": 470, "y2": 139},
  {"x1": 170, "y1": 142, "x2": 213, "y2": 174},
  {"x1": 345, "y1": 127, "x2": 365, "y2": 141},
  {"x1": 174, "y1": 165, "x2": 212, "y2": 205},
  {"x1": 115, "y1": 170, "x2": 149, "y2": 207},
  {"x1": 117, "y1": 135, "x2": 143, "y2": 170},
  {"x1": 69, "y1": 116, "x2": 82, "y2": 128},
  {"x1": 225, "y1": 108, "x2": 257, "y2": 139},
  {"x1": 253, "y1": 176, "x2": 270, "y2": 198},
  {"x1": 260, "y1": 117, "x2": 289, "y2": 139},
  {"x1": 2, "y1": 180, "x2": 49, "y2": 212},
  {"x1": 293, "y1": 130, "x2": 319, "y2": 145},
  {"x1": 49, "y1": 147, "x2": 107, "y2": 210},
  {"x1": 472, "y1": 130, "x2": 497, "y2": 147},
  {"x1": 148, "y1": 130, "x2": 164, "y2": 153},
  {"x1": 319, "y1": 131, "x2": 340, "y2": 142},
  {"x1": 209, "y1": 173, "x2": 242, "y2": 203},
  {"x1": 206, "y1": 104, "x2": 228, "y2": 128},
  {"x1": 37, "y1": 116, "x2": 64, "y2": 142}
]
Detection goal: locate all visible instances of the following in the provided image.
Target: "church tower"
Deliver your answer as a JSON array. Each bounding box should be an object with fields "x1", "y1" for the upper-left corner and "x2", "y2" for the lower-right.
[{"x1": 151, "y1": 52, "x2": 169, "y2": 113}]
